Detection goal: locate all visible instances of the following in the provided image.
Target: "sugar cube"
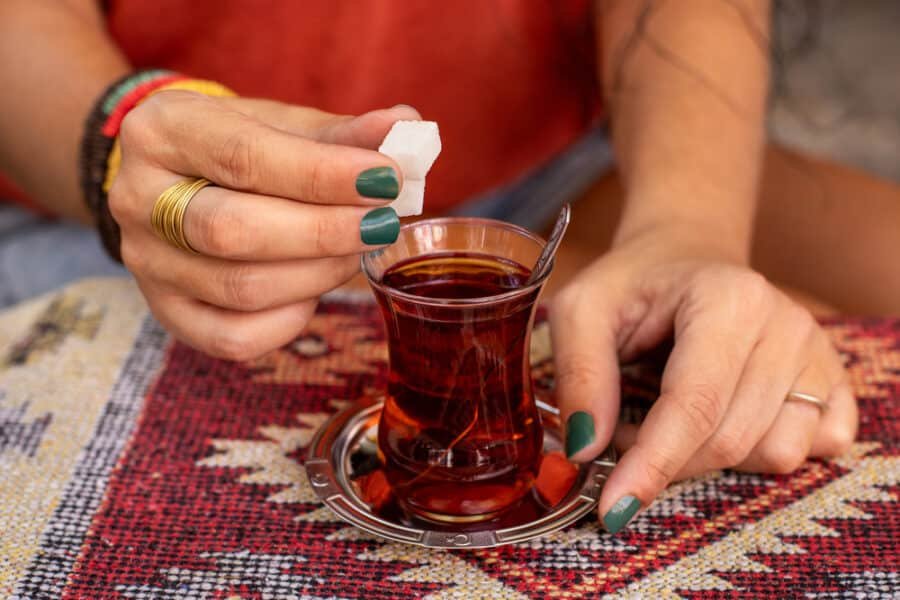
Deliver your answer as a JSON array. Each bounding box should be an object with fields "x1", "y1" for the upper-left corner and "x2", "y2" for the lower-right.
[
  {"x1": 378, "y1": 121, "x2": 441, "y2": 180},
  {"x1": 378, "y1": 120, "x2": 441, "y2": 217},
  {"x1": 389, "y1": 178, "x2": 425, "y2": 218}
]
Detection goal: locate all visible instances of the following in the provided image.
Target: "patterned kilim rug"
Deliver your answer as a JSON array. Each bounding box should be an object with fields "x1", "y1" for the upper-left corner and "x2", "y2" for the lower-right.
[{"x1": 1, "y1": 278, "x2": 898, "y2": 599}]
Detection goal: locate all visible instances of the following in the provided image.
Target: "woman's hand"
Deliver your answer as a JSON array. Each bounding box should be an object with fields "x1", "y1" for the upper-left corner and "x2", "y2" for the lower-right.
[
  {"x1": 549, "y1": 224, "x2": 858, "y2": 533},
  {"x1": 110, "y1": 91, "x2": 418, "y2": 360}
]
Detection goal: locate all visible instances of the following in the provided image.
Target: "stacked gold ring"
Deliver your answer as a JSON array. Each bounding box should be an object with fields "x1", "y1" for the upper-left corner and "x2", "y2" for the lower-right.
[{"x1": 150, "y1": 177, "x2": 213, "y2": 253}]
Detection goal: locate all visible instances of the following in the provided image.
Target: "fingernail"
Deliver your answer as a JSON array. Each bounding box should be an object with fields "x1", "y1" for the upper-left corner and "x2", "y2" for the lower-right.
[
  {"x1": 356, "y1": 166, "x2": 399, "y2": 199},
  {"x1": 360, "y1": 207, "x2": 399, "y2": 245},
  {"x1": 602, "y1": 495, "x2": 641, "y2": 534},
  {"x1": 565, "y1": 411, "x2": 595, "y2": 459}
]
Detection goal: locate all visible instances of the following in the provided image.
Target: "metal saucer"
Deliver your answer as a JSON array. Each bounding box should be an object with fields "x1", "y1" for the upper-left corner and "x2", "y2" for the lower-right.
[{"x1": 305, "y1": 396, "x2": 616, "y2": 549}]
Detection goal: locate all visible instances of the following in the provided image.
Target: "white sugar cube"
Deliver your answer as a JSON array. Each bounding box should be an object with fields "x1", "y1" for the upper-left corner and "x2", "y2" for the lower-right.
[
  {"x1": 378, "y1": 120, "x2": 441, "y2": 217},
  {"x1": 390, "y1": 178, "x2": 425, "y2": 218},
  {"x1": 378, "y1": 121, "x2": 441, "y2": 181}
]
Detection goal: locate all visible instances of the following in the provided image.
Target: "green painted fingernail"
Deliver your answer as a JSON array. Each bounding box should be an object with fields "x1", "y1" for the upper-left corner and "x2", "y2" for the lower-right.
[
  {"x1": 565, "y1": 411, "x2": 595, "y2": 458},
  {"x1": 360, "y1": 207, "x2": 399, "y2": 245},
  {"x1": 356, "y1": 166, "x2": 399, "y2": 199},
  {"x1": 603, "y1": 495, "x2": 641, "y2": 534}
]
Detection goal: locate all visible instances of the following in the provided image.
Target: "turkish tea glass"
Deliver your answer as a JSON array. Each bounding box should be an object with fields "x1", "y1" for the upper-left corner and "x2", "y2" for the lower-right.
[{"x1": 362, "y1": 217, "x2": 551, "y2": 523}]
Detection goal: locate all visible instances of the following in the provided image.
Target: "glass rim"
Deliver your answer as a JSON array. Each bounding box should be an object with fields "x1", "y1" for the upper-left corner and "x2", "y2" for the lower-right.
[{"x1": 361, "y1": 216, "x2": 551, "y2": 307}]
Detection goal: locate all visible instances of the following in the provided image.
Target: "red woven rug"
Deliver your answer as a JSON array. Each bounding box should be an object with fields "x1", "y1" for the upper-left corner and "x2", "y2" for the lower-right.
[{"x1": 2, "y1": 280, "x2": 898, "y2": 598}]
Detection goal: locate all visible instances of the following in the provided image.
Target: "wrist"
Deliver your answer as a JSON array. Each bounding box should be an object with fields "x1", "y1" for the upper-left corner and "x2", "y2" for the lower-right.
[
  {"x1": 612, "y1": 215, "x2": 752, "y2": 266},
  {"x1": 612, "y1": 188, "x2": 755, "y2": 265}
]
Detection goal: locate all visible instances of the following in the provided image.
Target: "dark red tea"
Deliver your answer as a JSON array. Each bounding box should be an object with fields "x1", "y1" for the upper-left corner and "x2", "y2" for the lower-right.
[{"x1": 372, "y1": 251, "x2": 544, "y2": 522}]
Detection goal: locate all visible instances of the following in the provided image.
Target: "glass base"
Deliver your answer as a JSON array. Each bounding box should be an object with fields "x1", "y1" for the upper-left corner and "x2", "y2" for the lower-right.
[{"x1": 406, "y1": 506, "x2": 507, "y2": 525}]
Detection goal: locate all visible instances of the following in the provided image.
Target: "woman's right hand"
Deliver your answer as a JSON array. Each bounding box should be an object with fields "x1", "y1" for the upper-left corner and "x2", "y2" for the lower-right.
[{"x1": 109, "y1": 90, "x2": 417, "y2": 360}]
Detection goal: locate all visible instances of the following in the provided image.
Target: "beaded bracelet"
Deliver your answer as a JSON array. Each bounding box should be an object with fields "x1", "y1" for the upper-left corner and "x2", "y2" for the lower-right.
[{"x1": 79, "y1": 69, "x2": 235, "y2": 261}]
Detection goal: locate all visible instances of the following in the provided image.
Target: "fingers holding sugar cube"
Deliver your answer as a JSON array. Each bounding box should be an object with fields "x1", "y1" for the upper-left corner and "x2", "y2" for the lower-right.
[{"x1": 378, "y1": 120, "x2": 441, "y2": 217}]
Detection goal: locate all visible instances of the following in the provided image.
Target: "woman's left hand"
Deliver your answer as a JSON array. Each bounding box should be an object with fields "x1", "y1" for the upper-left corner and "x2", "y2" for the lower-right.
[{"x1": 549, "y1": 223, "x2": 858, "y2": 534}]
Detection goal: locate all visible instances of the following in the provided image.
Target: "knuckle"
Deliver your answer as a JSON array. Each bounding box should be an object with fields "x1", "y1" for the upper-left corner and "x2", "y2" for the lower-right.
[
  {"x1": 759, "y1": 441, "x2": 807, "y2": 474},
  {"x1": 120, "y1": 94, "x2": 183, "y2": 151},
  {"x1": 312, "y1": 216, "x2": 329, "y2": 255},
  {"x1": 706, "y1": 429, "x2": 752, "y2": 468},
  {"x1": 207, "y1": 327, "x2": 262, "y2": 363},
  {"x1": 693, "y1": 268, "x2": 771, "y2": 313},
  {"x1": 119, "y1": 239, "x2": 147, "y2": 273},
  {"x1": 689, "y1": 266, "x2": 725, "y2": 292},
  {"x1": 218, "y1": 264, "x2": 268, "y2": 311},
  {"x1": 785, "y1": 302, "x2": 817, "y2": 336},
  {"x1": 213, "y1": 127, "x2": 258, "y2": 189},
  {"x1": 200, "y1": 202, "x2": 253, "y2": 258},
  {"x1": 294, "y1": 303, "x2": 316, "y2": 333},
  {"x1": 119, "y1": 104, "x2": 156, "y2": 148},
  {"x1": 311, "y1": 215, "x2": 341, "y2": 256},
  {"x1": 821, "y1": 423, "x2": 856, "y2": 457},
  {"x1": 641, "y1": 451, "x2": 679, "y2": 488},
  {"x1": 106, "y1": 177, "x2": 132, "y2": 225},
  {"x1": 555, "y1": 353, "x2": 605, "y2": 392},
  {"x1": 732, "y1": 270, "x2": 773, "y2": 310},
  {"x1": 735, "y1": 268, "x2": 769, "y2": 293},
  {"x1": 672, "y1": 384, "x2": 725, "y2": 436},
  {"x1": 106, "y1": 167, "x2": 149, "y2": 229},
  {"x1": 302, "y1": 148, "x2": 327, "y2": 202}
]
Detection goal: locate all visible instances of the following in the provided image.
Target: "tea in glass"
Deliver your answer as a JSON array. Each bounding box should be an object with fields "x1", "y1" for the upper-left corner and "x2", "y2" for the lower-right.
[{"x1": 363, "y1": 218, "x2": 551, "y2": 523}]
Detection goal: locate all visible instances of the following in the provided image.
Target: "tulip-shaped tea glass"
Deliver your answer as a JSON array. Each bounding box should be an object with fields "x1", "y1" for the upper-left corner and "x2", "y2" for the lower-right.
[{"x1": 362, "y1": 217, "x2": 551, "y2": 524}]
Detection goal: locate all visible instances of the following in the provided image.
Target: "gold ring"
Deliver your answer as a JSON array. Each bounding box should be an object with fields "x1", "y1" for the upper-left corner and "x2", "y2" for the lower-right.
[
  {"x1": 151, "y1": 177, "x2": 213, "y2": 253},
  {"x1": 785, "y1": 391, "x2": 828, "y2": 413}
]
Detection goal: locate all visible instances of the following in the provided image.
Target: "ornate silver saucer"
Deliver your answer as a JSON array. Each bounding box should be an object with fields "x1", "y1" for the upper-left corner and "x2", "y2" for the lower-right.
[{"x1": 305, "y1": 396, "x2": 616, "y2": 549}]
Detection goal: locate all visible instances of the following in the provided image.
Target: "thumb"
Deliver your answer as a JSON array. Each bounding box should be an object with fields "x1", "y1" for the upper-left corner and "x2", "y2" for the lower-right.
[
  {"x1": 321, "y1": 104, "x2": 423, "y2": 149},
  {"x1": 548, "y1": 287, "x2": 621, "y2": 463},
  {"x1": 218, "y1": 97, "x2": 422, "y2": 149}
]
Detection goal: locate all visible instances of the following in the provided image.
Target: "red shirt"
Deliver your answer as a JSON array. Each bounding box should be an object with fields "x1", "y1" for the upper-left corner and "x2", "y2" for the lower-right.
[{"x1": 6, "y1": 1, "x2": 600, "y2": 213}]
